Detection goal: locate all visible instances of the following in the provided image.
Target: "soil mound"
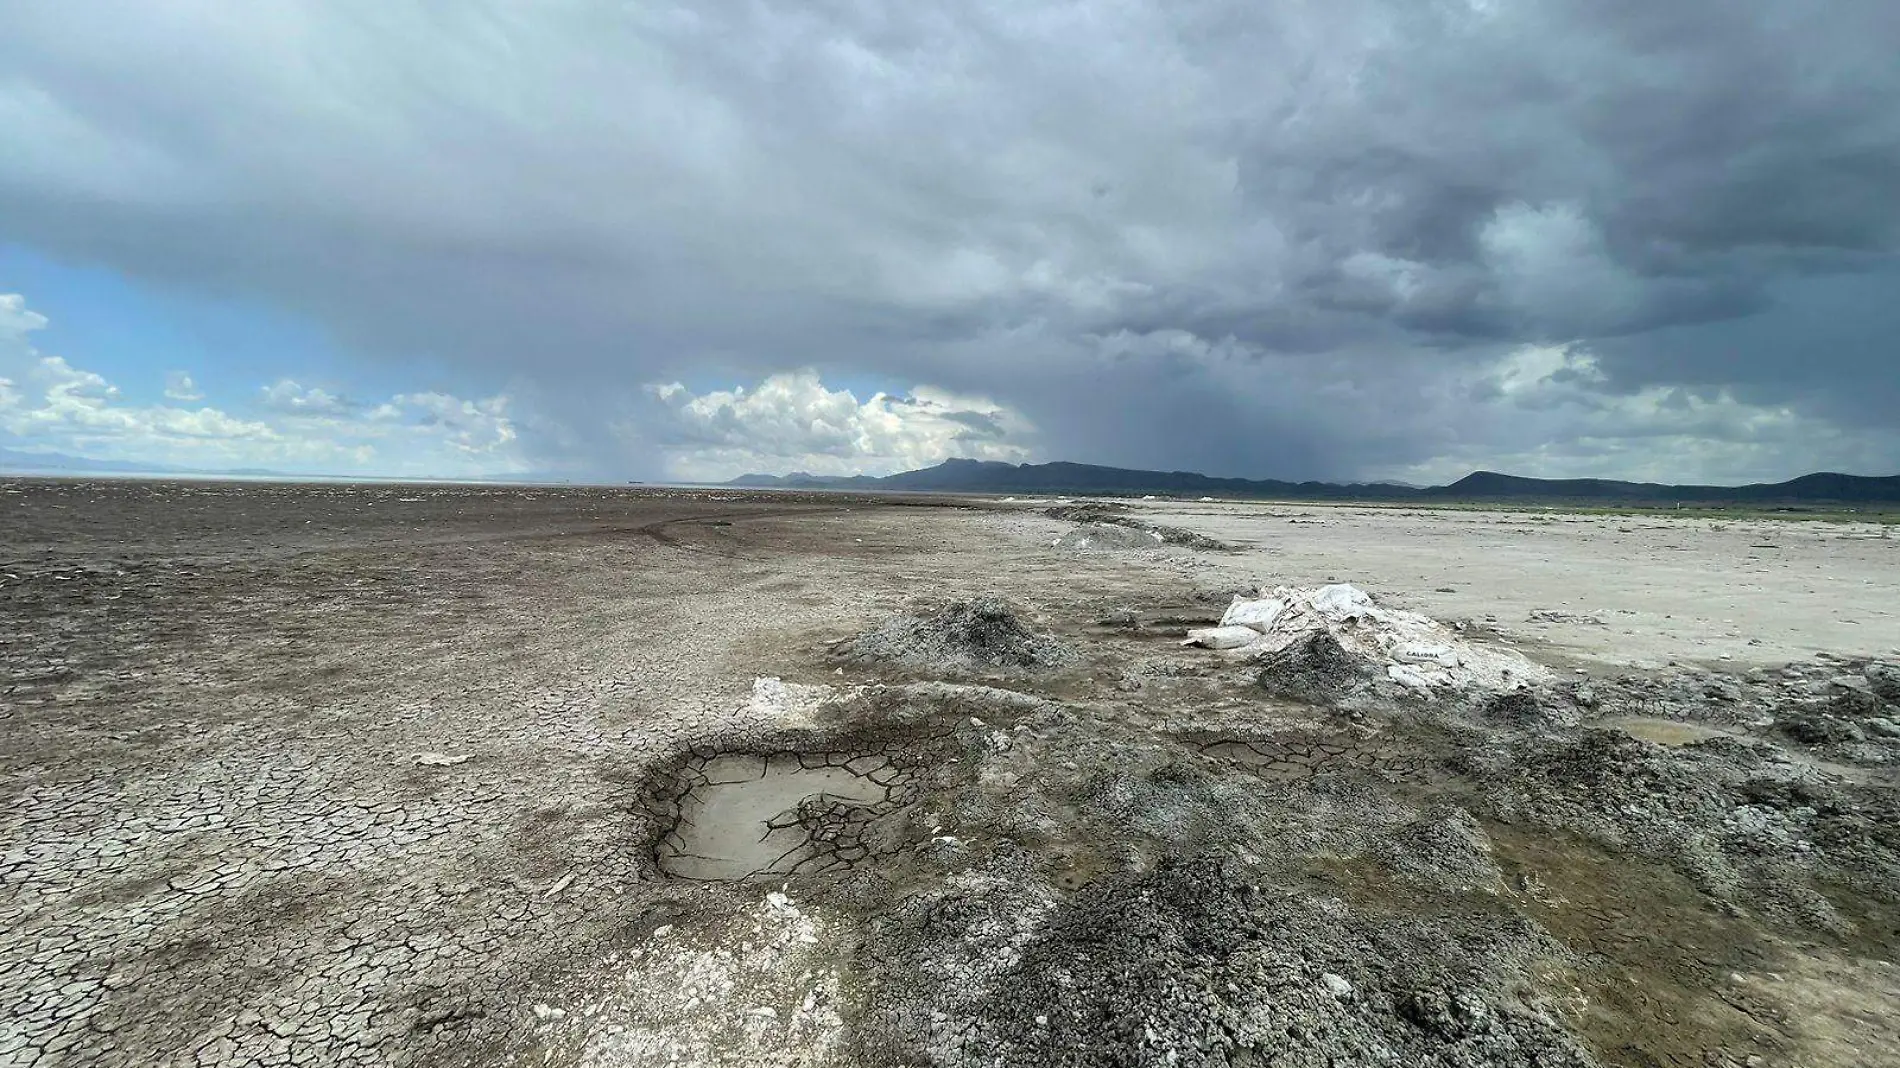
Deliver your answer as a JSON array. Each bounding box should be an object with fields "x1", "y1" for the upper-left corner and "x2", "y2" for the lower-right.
[
  {"x1": 1042, "y1": 503, "x2": 1128, "y2": 523},
  {"x1": 862, "y1": 857, "x2": 1596, "y2": 1067},
  {"x1": 837, "y1": 598, "x2": 1079, "y2": 674},
  {"x1": 1139, "y1": 521, "x2": 1230, "y2": 550},
  {"x1": 1043, "y1": 504, "x2": 1231, "y2": 550},
  {"x1": 1055, "y1": 522, "x2": 1168, "y2": 551},
  {"x1": 1461, "y1": 725, "x2": 1900, "y2": 930},
  {"x1": 1256, "y1": 630, "x2": 1378, "y2": 704}
]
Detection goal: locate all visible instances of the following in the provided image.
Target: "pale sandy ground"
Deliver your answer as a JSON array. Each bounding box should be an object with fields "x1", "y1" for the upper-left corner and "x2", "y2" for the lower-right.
[{"x1": 1108, "y1": 500, "x2": 1899, "y2": 671}]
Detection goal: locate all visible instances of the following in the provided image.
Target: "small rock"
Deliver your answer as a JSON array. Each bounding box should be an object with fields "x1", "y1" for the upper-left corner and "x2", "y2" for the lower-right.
[{"x1": 1867, "y1": 662, "x2": 1900, "y2": 704}]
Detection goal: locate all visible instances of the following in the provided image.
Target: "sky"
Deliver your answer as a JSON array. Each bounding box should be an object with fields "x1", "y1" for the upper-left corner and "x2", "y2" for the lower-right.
[{"x1": 2, "y1": 0, "x2": 1897, "y2": 484}]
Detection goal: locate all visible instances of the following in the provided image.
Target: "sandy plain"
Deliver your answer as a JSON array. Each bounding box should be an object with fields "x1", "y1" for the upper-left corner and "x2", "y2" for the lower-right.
[
  {"x1": 1128, "y1": 499, "x2": 1898, "y2": 670},
  {"x1": 2, "y1": 479, "x2": 1896, "y2": 1068}
]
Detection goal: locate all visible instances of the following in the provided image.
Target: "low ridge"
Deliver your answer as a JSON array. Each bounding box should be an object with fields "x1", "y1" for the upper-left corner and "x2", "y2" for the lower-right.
[{"x1": 729, "y1": 459, "x2": 1900, "y2": 504}]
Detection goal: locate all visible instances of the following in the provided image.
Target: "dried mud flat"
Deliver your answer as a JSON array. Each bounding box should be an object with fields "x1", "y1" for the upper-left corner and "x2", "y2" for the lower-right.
[{"x1": 3, "y1": 479, "x2": 1898, "y2": 1068}]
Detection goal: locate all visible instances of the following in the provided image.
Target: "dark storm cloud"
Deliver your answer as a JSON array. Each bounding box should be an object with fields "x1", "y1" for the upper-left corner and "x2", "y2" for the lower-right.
[
  {"x1": 935, "y1": 409, "x2": 1011, "y2": 442},
  {"x1": 1, "y1": 0, "x2": 1896, "y2": 480}
]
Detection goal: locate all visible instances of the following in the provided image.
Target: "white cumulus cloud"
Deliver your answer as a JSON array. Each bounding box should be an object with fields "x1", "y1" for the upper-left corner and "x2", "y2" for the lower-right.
[
  {"x1": 1371, "y1": 343, "x2": 1900, "y2": 485},
  {"x1": 162, "y1": 370, "x2": 204, "y2": 401},
  {"x1": 261, "y1": 378, "x2": 350, "y2": 414},
  {"x1": 391, "y1": 391, "x2": 518, "y2": 455},
  {"x1": 0, "y1": 292, "x2": 527, "y2": 477},
  {"x1": 639, "y1": 370, "x2": 1034, "y2": 481},
  {"x1": 0, "y1": 292, "x2": 50, "y2": 339}
]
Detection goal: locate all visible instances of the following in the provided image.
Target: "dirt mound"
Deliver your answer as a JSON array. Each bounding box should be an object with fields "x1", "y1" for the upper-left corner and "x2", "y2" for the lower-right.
[
  {"x1": 1256, "y1": 630, "x2": 1379, "y2": 704},
  {"x1": 1868, "y1": 662, "x2": 1900, "y2": 704},
  {"x1": 1054, "y1": 522, "x2": 1168, "y2": 551},
  {"x1": 1139, "y1": 521, "x2": 1230, "y2": 550},
  {"x1": 1043, "y1": 504, "x2": 1232, "y2": 551},
  {"x1": 1575, "y1": 658, "x2": 1900, "y2": 768},
  {"x1": 860, "y1": 857, "x2": 1596, "y2": 1067},
  {"x1": 1376, "y1": 806, "x2": 1504, "y2": 891},
  {"x1": 1480, "y1": 689, "x2": 1549, "y2": 727},
  {"x1": 1042, "y1": 503, "x2": 1128, "y2": 524},
  {"x1": 1460, "y1": 726, "x2": 1900, "y2": 931},
  {"x1": 836, "y1": 598, "x2": 1079, "y2": 674}
]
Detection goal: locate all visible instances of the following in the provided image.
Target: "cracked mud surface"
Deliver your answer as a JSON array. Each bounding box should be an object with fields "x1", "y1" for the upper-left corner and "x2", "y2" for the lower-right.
[
  {"x1": 651, "y1": 750, "x2": 919, "y2": 881},
  {"x1": 1188, "y1": 729, "x2": 1429, "y2": 784},
  {"x1": 4, "y1": 479, "x2": 1897, "y2": 1068}
]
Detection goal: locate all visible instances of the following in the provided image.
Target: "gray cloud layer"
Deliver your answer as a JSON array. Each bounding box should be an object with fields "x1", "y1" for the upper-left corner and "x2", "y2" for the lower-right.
[{"x1": 3, "y1": 0, "x2": 1897, "y2": 480}]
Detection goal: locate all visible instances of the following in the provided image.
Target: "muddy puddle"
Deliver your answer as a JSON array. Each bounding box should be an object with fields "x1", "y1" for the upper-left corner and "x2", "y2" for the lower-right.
[
  {"x1": 1597, "y1": 716, "x2": 1748, "y2": 748},
  {"x1": 654, "y1": 751, "x2": 917, "y2": 881}
]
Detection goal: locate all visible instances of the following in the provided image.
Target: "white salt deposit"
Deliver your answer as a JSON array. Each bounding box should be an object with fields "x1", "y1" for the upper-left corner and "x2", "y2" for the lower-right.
[
  {"x1": 1186, "y1": 583, "x2": 1547, "y2": 691},
  {"x1": 746, "y1": 677, "x2": 833, "y2": 725},
  {"x1": 1183, "y1": 625, "x2": 1262, "y2": 650},
  {"x1": 578, "y1": 891, "x2": 845, "y2": 1067}
]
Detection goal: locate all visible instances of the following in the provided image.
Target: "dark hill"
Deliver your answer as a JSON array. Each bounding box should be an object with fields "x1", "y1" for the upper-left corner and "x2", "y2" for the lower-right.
[
  {"x1": 1430, "y1": 470, "x2": 1900, "y2": 504},
  {"x1": 728, "y1": 460, "x2": 1900, "y2": 505}
]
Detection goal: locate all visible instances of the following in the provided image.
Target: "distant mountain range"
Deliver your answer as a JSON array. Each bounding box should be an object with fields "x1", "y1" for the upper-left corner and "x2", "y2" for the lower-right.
[
  {"x1": 729, "y1": 458, "x2": 1900, "y2": 505},
  {"x1": 0, "y1": 447, "x2": 287, "y2": 478},
  {"x1": 10, "y1": 447, "x2": 1896, "y2": 503},
  {"x1": 0, "y1": 448, "x2": 575, "y2": 484}
]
